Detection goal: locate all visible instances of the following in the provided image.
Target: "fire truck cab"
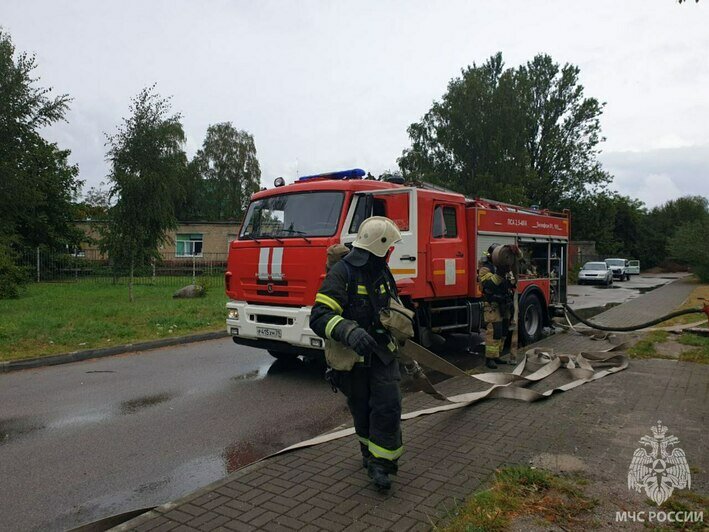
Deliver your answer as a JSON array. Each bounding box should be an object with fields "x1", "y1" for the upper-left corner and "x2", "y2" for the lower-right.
[{"x1": 225, "y1": 169, "x2": 569, "y2": 360}]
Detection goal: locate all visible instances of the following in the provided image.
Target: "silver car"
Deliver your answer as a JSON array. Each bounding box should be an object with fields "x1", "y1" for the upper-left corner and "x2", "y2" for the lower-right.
[{"x1": 578, "y1": 261, "x2": 613, "y2": 286}]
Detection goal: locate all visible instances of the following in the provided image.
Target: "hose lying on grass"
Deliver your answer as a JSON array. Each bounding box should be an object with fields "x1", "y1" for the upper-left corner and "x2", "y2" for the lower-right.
[{"x1": 563, "y1": 303, "x2": 709, "y2": 332}]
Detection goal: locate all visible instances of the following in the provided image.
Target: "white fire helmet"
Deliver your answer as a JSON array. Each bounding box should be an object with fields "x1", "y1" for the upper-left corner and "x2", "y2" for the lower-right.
[{"x1": 352, "y1": 216, "x2": 403, "y2": 257}]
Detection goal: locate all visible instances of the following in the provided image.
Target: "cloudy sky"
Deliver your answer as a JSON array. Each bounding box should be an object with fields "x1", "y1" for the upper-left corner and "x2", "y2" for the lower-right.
[{"x1": 3, "y1": 0, "x2": 708, "y2": 207}]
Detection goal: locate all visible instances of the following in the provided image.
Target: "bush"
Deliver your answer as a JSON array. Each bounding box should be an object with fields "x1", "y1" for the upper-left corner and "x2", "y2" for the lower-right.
[
  {"x1": 668, "y1": 220, "x2": 709, "y2": 282},
  {"x1": 0, "y1": 243, "x2": 28, "y2": 299}
]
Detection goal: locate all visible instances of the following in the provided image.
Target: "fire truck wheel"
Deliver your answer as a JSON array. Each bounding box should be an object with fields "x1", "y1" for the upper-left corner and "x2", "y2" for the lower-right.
[
  {"x1": 519, "y1": 293, "x2": 543, "y2": 345},
  {"x1": 267, "y1": 349, "x2": 299, "y2": 361}
]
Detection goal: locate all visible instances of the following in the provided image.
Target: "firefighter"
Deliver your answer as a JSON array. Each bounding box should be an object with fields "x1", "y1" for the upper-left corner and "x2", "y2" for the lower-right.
[
  {"x1": 478, "y1": 244, "x2": 514, "y2": 369},
  {"x1": 310, "y1": 217, "x2": 404, "y2": 491}
]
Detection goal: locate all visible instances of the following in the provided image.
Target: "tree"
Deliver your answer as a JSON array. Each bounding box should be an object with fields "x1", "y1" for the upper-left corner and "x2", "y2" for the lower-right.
[
  {"x1": 567, "y1": 194, "x2": 640, "y2": 255},
  {"x1": 398, "y1": 52, "x2": 610, "y2": 209},
  {"x1": 103, "y1": 86, "x2": 187, "y2": 301},
  {"x1": 643, "y1": 196, "x2": 709, "y2": 268},
  {"x1": 191, "y1": 122, "x2": 261, "y2": 220},
  {"x1": 669, "y1": 219, "x2": 709, "y2": 281},
  {"x1": 74, "y1": 182, "x2": 112, "y2": 220},
  {"x1": 0, "y1": 30, "x2": 82, "y2": 297}
]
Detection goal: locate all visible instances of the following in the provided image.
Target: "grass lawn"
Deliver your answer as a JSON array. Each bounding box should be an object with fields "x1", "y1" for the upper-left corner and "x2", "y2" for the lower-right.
[
  {"x1": 0, "y1": 280, "x2": 227, "y2": 362},
  {"x1": 628, "y1": 279, "x2": 709, "y2": 364},
  {"x1": 439, "y1": 466, "x2": 596, "y2": 531}
]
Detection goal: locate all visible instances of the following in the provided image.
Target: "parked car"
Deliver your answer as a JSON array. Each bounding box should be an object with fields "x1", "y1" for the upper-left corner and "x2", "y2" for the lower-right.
[
  {"x1": 627, "y1": 259, "x2": 640, "y2": 275},
  {"x1": 605, "y1": 258, "x2": 630, "y2": 281},
  {"x1": 578, "y1": 262, "x2": 613, "y2": 285}
]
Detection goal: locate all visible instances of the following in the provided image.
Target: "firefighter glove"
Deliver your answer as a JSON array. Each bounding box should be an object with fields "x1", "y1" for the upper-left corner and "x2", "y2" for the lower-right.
[{"x1": 345, "y1": 327, "x2": 378, "y2": 357}]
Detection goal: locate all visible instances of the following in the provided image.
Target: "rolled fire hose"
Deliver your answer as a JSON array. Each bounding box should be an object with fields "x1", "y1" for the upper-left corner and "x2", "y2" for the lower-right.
[{"x1": 563, "y1": 303, "x2": 709, "y2": 332}]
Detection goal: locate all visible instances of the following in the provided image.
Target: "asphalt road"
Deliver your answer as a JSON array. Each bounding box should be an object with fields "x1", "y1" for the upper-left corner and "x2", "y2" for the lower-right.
[
  {"x1": 0, "y1": 273, "x2": 683, "y2": 531},
  {"x1": 0, "y1": 341, "x2": 351, "y2": 532}
]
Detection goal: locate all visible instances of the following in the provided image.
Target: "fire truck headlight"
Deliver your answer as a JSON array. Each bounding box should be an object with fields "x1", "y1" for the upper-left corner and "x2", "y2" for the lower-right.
[
  {"x1": 228, "y1": 309, "x2": 239, "y2": 320},
  {"x1": 310, "y1": 338, "x2": 323, "y2": 348}
]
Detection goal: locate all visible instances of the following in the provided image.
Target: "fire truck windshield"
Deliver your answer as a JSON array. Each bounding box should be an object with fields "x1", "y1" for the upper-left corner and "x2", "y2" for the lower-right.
[{"x1": 239, "y1": 191, "x2": 345, "y2": 239}]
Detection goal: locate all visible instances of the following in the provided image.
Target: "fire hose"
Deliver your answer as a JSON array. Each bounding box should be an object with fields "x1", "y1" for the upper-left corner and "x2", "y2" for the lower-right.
[{"x1": 563, "y1": 302, "x2": 709, "y2": 332}]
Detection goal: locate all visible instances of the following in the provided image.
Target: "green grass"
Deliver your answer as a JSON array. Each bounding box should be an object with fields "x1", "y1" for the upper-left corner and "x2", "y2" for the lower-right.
[
  {"x1": 628, "y1": 331, "x2": 672, "y2": 360},
  {"x1": 0, "y1": 280, "x2": 227, "y2": 361},
  {"x1": 678, "y1": 333, "x2": 709, "y2": 364},
  {"x1": 439, "y1": 466, "x2": 596, "y2": 531},
  {"x1": 627, "y1": 329, "x2": 709, "y2": 364}
]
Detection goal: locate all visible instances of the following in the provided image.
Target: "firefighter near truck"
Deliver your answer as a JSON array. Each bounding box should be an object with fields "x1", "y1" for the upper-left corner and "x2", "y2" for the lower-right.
[{"x1": 225, "y1": 169, "x2": 569, "y2": 360}]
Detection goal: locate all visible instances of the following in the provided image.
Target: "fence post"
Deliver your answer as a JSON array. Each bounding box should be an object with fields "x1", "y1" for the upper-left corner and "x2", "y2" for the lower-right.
[
  {"x1": 36, "y1": 247, "x2": 40, "y2": 282},
  {"x1": 192, "y1": 255, "x2": 196, "y2": 285}
]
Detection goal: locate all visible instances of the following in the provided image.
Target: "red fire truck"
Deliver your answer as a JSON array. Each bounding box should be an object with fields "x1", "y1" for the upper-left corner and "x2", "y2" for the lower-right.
[{"x1": 225, "y1": 169, "x2": 569, "y2": 360}]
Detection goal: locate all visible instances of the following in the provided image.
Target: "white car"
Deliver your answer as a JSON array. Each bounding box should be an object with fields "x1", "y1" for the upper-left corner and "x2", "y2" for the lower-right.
[
  {"x1": 578, "y1": 262, "x2": 613, "y2": 286},
  {"x1": 605, "y1": 258, "x2": 630, "y2": 281},
  {"x1": 627, "y1": 260, "x2": 640, "y2": 275}
]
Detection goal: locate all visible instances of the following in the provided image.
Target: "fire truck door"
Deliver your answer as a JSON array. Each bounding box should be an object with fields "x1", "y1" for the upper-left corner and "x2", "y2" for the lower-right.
[
  {"x1": 429, "y1": 203, "x2": 467, "y2": 297},
  {"x1": 341, "y1": 188, "x2": 418, "y2": 281}
]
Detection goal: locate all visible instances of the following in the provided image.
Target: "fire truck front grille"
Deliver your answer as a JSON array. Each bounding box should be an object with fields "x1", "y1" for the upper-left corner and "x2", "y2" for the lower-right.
[{"x1": 256, "y1": 279, "x2": 289, "y2": 297}]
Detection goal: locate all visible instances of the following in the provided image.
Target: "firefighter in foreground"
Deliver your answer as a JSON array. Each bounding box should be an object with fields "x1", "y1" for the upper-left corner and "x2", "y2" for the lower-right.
[
  {"x1": 310, "y1": 217, "x2": 404, "y2": 490},
  {"x1": 477, "y1": 244, "x2": 517, "y2": 369}
]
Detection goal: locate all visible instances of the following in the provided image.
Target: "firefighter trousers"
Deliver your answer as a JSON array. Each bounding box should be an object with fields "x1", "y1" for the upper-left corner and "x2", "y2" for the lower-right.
[
  {"x1": 483, "y1": 303, "x2": 514, "y2": 359},
  {"x1": 333, "y1": 352, "x2": 403, "y2": 474}
]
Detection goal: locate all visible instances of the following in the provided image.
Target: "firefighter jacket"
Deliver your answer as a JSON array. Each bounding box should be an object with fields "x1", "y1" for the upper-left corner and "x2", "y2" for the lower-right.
[
  {"x1": 310, "y1": 248, "x2": 398, "y2": 364},
  {"x1": 478, "y1": 259, "x2": 507, "y2": 303},
  {"x1": 479, "y1": 259, "x2": 515, "y2": 320}
]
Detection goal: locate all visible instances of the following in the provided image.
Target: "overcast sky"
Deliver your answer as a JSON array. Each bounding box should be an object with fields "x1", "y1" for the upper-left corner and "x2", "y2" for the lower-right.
[{"x1": 3, "y1": 0, "x2": 708, "y2": 207}]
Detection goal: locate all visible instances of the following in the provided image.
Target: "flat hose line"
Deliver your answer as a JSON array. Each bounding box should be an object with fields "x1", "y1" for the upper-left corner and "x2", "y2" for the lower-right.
[
  {"x1": 110, "y1": 338, "x2": 631, "y2": 531},
  {"x1": 279, "y1": 337, "x2": 630, "y2": 453},
  {"x1": 563, "y1": 304, "x2": 706, "y2": 332}
]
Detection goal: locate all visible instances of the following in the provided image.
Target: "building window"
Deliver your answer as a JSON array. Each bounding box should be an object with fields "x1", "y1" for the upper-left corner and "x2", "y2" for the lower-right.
[
  {"x1": 176, "y1": 233, "x2": 203, "y2": 257},
  {"x1": 432, "y1": 206, "x2": 458, "y2": 238}
]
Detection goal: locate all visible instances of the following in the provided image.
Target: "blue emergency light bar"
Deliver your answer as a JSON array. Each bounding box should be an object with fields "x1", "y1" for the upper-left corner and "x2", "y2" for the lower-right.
[{"x1": 297, "y1": 168, "x2": 366, "y2": 182}]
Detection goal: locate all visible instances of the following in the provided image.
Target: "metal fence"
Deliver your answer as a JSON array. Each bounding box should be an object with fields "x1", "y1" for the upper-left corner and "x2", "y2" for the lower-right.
[{"x1": 17, "y1": 249, "x2": 228, "y2": 288}]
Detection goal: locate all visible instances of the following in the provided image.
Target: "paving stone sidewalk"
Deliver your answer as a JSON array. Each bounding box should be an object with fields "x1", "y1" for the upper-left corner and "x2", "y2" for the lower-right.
[{"x1": 115, "y1": 278, "x2": 707, "y2": 531}]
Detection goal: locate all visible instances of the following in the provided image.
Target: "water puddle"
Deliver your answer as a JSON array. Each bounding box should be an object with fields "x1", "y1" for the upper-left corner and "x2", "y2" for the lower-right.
[
  {"x1": 0, "y1": 417, "x2": 45, "y2": 445},
  {"x1": 636, "y1": 286, "x2": 658, "y2": 294},
  {"x1": 229, "y1": 358, "x2": 326, "y2": 385},
  {"x1": 570, "y1": 303, "x2": 621, "y2": 323},
  {"x1": 231, "y1": 365, "x2": 270, "y2": 381},
  {"x1": 222, "y1": 440, "x2": 265, "y2": 473},
  {"x1": 119, "y1": 393, "x2": 173, "y2": 415},
  {"x1": 48, "y1": 409, "x2": 112, "y2": 429},
  {"x1": 2, "y1": 393, "x2": 176, "y2": 445}
]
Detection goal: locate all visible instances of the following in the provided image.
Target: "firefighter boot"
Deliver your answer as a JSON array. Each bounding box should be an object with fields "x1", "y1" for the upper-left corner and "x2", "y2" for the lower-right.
[
  {"x1": 485, "y1": 358, "x2": 498, "y2": 369},
  {"x1": 368, "y1": 462, "x2": 392, "y2": 491}
]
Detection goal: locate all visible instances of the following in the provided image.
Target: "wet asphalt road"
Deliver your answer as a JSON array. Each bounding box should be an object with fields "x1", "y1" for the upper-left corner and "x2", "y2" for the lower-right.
[
  {"x1": 0, "y1": 340, "x2": 351, "y2": 532},
  {"x1": 0, "y1": 274, "x2": 680, "y2": 531}
]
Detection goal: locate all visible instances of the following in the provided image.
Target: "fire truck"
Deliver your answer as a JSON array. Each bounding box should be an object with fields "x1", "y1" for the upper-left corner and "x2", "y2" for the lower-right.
[{"x1": 225, "y1": 169, "x2": 569, "y2": 360}]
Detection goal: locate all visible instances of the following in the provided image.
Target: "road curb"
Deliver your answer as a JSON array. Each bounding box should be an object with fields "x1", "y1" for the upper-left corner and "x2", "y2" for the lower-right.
[{"x1": 0, "y1": 331, "x2": 230, "y2": 373}]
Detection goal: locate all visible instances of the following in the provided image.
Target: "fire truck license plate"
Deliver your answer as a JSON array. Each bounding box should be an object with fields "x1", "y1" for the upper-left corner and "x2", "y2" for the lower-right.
[{"x1": 257, "y1": 327, "x2": 281, "y2": 339}]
